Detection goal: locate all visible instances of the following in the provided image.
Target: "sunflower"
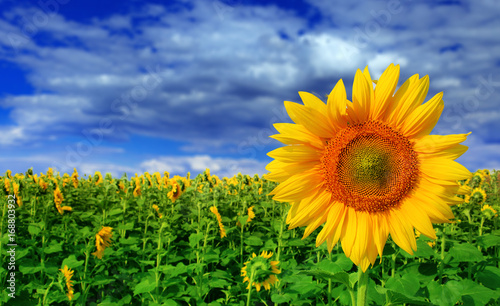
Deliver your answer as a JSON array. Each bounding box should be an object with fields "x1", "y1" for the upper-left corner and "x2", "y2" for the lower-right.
[
  {"x1": 59, "y1": 265, "x2": 75, "y2": 301},
  {"x1": 470, "y1": 187, "x2": 487, "y2": 206},
  {"x1": 241, "y1": 251, "x2": 280, "y2": 292},
  {"x1": 265, "y1": 64, "x2": 471, "y2": 271},
  {"x1": 210, "y1": 206, "x2": 227, "y2": 238},
  {"x1": 247, "y1": 206, "x2": 256, "y2": 223},
  {"x1": 92, "y1": 226, "x2": 113, "y2": 259},
  {"x1": 168, "y1": 180, "x2": 182, "y2": 203},
  {"x1": 54, "y1": 187, "x2": 72, "y2": 215},
  {"x1": 71, "y1": 168, "x2": 79, "y2": 188},
  {"x1": 482, "y1": 204, "x2": 497, "y2": 217},
  {"x1": 152, "y1": 204, "x2": 163, "y2": 219}
]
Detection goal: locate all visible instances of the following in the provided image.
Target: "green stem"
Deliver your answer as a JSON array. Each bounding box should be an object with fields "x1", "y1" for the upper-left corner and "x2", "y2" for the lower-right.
[
  {"x1": 439, "y1": 227, "x2": 446, "y2": 284},
  {"x1": 246, "y1": 269, "x2": 255, "y2": 306},
  {"x1": 356, "y1": 267, "x2": 369, "y2": 306},
  {"x1": 479, "y1": 216, "x2": 485, "y2": 252},
  {"x1": 328, "y1": 251, "x2": 333, "y2": 306}
]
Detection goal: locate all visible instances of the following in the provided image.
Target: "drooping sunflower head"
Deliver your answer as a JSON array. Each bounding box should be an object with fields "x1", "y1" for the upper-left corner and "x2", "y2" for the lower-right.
[
  {"x1": 241, "y1": 251, "x2": 280, "y2": 292},
  {"x1": 59, "y1": 265, "x2": 75, "y2": 300},
  {"x1": 266, "y1": 64, "x2": 472, "y2": 271},
  {"x1": 481, "y1": 204, "x2": 497, "y2": 218},
  {"x1": 470, "y1": 187, "x2": 487, "y2": 206},
  {"x1": 92, "y1": 226, "x2": 113, "y2": 259}
]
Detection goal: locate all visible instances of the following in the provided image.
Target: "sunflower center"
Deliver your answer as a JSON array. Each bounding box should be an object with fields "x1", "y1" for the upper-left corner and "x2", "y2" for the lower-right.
[{"x1": 321, "y1": 121, "x2": 419, "y2": 213}]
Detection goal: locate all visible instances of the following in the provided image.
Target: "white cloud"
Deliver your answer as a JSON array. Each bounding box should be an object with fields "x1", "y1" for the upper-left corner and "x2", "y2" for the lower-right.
[{"x1": 140, "y1": 155, "x2": 268, "y2": 178}]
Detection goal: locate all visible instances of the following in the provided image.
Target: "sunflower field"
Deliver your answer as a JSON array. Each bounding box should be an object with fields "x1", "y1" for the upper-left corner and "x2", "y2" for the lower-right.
[{"x1": 0, "y1": 168, "x2": 499, "y2": 305}]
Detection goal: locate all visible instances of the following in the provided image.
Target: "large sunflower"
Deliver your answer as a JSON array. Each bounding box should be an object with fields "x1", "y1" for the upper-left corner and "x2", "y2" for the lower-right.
[{"x1": 265, "y1": 64, "x2": 471, "y2": 271}]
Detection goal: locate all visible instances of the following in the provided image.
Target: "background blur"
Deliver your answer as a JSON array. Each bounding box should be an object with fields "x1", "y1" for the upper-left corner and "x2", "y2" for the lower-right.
[{"x1": 0, "y1": 0, "x2": 499, "y2": 178}]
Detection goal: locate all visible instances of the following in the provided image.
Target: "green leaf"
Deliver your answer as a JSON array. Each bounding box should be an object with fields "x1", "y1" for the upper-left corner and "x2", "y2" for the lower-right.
[
  {"x1": 108, "y1": 208, "x2": 122, "y2": 216},
  {"x1": 92, "y1": 275, "x2": 115, "y2": 286},
  {"x1": 238, "y1": 215, "x2": 248, "y2": 227},
  {"x1": 28, "y1": 225, "x2": 41, "y2": 236},
  {"x1": 288, "y1": 238, "x2": 306, "y2": 246},
  {"x1": 115, "y1": 222, "x2": 135, "y2": 231},
  {"x1": 19, "y1": 263, "x2": 42, "y2": 274},
  {"x1": 61, "y1": 255, "x2": 84, "y2": 269},
  {"x1": 384, "y1": 290, "x2": 430, "y2": 305},
  {"x1": 288, "y1": 275, "x2": 322, "y2": 296},
  {"x1": 208, "y1": 278, "x2": 230, "y2": 288},
  {"x1": 134, "y1": 277, "x2": 157, "y2": 295},
  {"x1": 301, "y1": 270, "x2": 350, "y2": 288},
  {"x1": 44, "y1": 241, "x2": 63, "y2": 254},
  {"x1": 477, "y1": 234, "x2": 500, "y2": 248},
  {"x1": 119, "y1": 237, "x2": 140, "y2": 245},
  {"x1": 461, "y1": 279, "x2": 500, "y2": 305},
  {"x1": 414, "y1": 240, "x2": 436, "y2": 258},
  {"x1": 447, "y1": 243, "x2": 484, "y2": 263},
  {"x1": 477, "y1": 266, "x2": 500, "y2": 290},
  {"x1": 271, "y1": 293, "x2": 295, "y2": 303},
  {"x1": 428, "y1": 280, "x2": 462, "y2": 306},
  {"x1": 189, "y1": 232, "x2": 204, "y2": 248},
  {"x1": 333, "y1": 253, "x2": 354, "y2": 271},
  {"x1": 385, "y1": 273, "x2": 420, "y2": 296},
  {"x1": 244, "y1": 236, "x2": 263, "y2": 246}
]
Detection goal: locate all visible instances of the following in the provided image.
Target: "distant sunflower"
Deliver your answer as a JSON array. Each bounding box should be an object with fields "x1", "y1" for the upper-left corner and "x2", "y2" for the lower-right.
[
  {"x1": 59, "y1": 265, "x2": 75, "y2": 301},
  {"x1": 471, "y1": 188, "x2": 487, "y2": 206},
  {"x1": 210, "y1": 206, "x2": 227, "y2": 238},
  {"x1": 266, "y1": 64, "x2": 471, "y2": 271},
  {"x1": 241, "y1": 251, "x2": 280, "y2": 292},
  {"x1": 92, "y1": 226, "x2": 113, "y2": 259},
  {"x1": 482, "y1": 204, "x2": 497, "y2": 217},
  {"x1": 54, "y1": 187, "x2": 72, "y2": 215}
]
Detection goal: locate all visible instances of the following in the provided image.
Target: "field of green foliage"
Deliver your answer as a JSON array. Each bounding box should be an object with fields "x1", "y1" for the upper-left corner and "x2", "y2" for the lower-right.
[{"x1": 1, "y1": 168, "x2": 500, "y2": 305}]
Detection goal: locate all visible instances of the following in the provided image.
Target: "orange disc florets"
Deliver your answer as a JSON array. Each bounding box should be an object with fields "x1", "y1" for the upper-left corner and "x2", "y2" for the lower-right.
[{"x1": 321, "y1": 121, "x2": 419, "y2": 212}]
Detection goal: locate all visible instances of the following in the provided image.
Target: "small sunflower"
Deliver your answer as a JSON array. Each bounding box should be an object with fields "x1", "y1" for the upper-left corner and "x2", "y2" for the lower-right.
[
  {"x1": 471, "y1": 188, "x2": 487, "y2": 206},
  {"x1": 152, "y1": 204, "x2": 163, "y2": 218},
  {"x1": 168, "y1": 180, "x2": 182, "y2": 203},
  {"x1": 266, "y1": 64, "x2": 471, "y2": 271},
  {"x1": 59, "y1": 265, "x2": 75, "y2": 301},
  {"x1": 71, "y1": 168, "x2": 79, "y2": 188},
  {"x1": 247, "y1": 206, "x2": 256, "y2": 223},
  {"x1": 482, "y1": 204, "x2": 497, "y2": 217},
  {"x1": 241, "y1": 251, "x2": 280, "y2": 292},
  {"x1": 92, "y1": 226, "x2": 113, "y2": 259},
  {"x1": 210, "y1": 206, "x2": 227, "y2": 238},
  {"x1": 54, "y1": 187, "x2": 72, "y2": 215}
]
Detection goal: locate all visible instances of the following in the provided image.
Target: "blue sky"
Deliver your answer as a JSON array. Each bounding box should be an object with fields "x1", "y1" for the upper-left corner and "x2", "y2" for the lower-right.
[{"x1": 0, "y1": 0, "x2": 499, "y2": 178}]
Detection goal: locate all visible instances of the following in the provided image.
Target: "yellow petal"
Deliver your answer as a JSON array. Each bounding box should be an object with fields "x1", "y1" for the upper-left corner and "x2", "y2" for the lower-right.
[
  {"x1": 389, "y1": 75, "x2": 429, "y2": 127},
  {"x1": 400, "y1": 92, "x2": 444, "y2": 139},
  {"x1": 371, "y1": 64, "x2": 400, "y2": 121},
  {"x1": 399, "y1": 200, "x2": 437, "y2": 240},
  {"x1": 419, "y1": 145, "x2": 468, "y2": 160},
  {"x1": 327, "y1": 79, "x2": 348, "y2": 129},
  {"x1": 340, "y1": 207, "x2": 358, "y2": 258},
  {"x1": 270, "y1": 168, "x2": 323, "y2": 202},
  {"x1": 271, "y1": 123, "x2": 325, "y2": 149},
  {"x1": 420, "y1": 158, "x2": 472, "y2": 182},
  {"x1": 299, "y1": 91, "x2": 327, "y2": 113},
  {"x1": 288, "y1": 189, "x2": 331, "y2": 228},
  {"x1": 372, "y1": 213, "x2": 389, "y2": 258},
  {"x1": 267, "y1": 145, "x2": 321, "y2": 163},
  {"x1": 284, "y1": 102, "x2": 335, "y2": 138},
  {"x1": 350, "y1": 68, "x2": 373, "y2": 123},
  {"x1": 316, "y1": 202, "x2": 346, "y2": 251},
  {"x1": 413, "y1": 133, "x2": 471, "y2": 154}
]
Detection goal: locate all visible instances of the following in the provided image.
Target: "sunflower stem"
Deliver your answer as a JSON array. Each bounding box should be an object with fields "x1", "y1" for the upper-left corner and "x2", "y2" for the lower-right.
[
  {"x1": 246, "y1": 269, "x2": 255, "y2": 306},
  {"x1": 356, "y1": 267, "x2": 369, "y2": 306},
  {"x1": 439, "y1": 227, "x2": 446, "y2": 284},
  {"x1": 327, "y1": 251, "x2": 333, "y2": 306}
]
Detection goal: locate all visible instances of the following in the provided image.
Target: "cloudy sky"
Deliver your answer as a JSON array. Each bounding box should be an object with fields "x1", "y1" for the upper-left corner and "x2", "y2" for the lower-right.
[{"x1": 0, "y1": 0, "x2": 499, "y2": 178}]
